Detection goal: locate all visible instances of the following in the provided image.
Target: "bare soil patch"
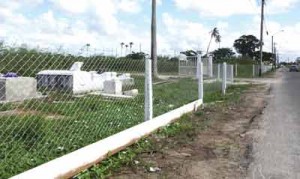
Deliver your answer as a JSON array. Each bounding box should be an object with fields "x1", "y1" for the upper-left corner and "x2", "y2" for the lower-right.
[{"x1": 110, "y1": 84, "x2": 270, "y2": 179}]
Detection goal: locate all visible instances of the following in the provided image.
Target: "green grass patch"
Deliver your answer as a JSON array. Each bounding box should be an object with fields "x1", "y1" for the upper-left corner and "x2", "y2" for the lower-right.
[
  {"x1": 236, "y1": 65, "x2": 254, "y2": 78},
  {"x1": 75, "y1": 83, "x2": 251, "y2": 179},
  {"x1": 0, "y1": 78, "x2": 228, "y2": 178}
]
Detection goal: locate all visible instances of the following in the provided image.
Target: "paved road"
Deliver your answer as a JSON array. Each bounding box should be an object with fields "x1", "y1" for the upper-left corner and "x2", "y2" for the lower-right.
[{"x1": 248, "y1": 68, "x2": 300, "y2": 179}]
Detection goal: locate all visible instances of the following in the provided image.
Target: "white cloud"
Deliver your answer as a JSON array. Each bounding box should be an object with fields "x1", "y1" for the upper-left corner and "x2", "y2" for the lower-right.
[
  {"x1": 266, "y1": 0, "x2": 299, "y2": 13},
  {"x1": 161, "y1": 13, "x2": 212, "y2": 52},
  {"x1": 173, "y1": 0, "x2": 256, "y2": 17},
  {"x1": 1, "y1": 0, "x2": 300, "y2": 60},
  {"x1": 0, "y1": 0, "x2": 152, "y2": 55},
  {"x1": 118, "y1": 0, "x2": 142, "y2": 13},
  {"x1": 50, "y1": 0, "x2": 89, "y2": 14},
  {"x1": 173, "y1": 0, "x2": 299, "y2": 17}
]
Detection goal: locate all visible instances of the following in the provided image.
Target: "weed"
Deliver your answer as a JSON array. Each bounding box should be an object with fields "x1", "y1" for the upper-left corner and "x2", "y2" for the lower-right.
[{"x1": 75, "y1": 84, "x2": 251, "y2": 179}]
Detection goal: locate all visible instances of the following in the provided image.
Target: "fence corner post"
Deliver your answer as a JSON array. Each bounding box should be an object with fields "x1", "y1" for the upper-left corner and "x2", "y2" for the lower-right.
[
  {"x1": 145, "y1": 57, "x2": 153, "y2": 121},
  {"x1": 222, "y1": 62, "x2": 227, "y2": 95},
  {"x1": 197, "y1": 55, "x2": 203, "y2": 100}
]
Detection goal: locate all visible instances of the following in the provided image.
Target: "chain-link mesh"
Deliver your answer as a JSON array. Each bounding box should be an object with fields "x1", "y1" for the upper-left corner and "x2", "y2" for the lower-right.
[
  {"x1": 0, "y1": 50, "x2": 147, "y2": 178},
  {"x1": 203, "y1": 62, "x2": 223, "y2": 103},
  {"x1": 0, "y1": 49, "x2": 243, "y2": 177},
  {"x1": 234, "y1": 64, "x2": 273, "y2": 78},
  {"x1": 178, "y1": 56, "x2": 197, "y2": 77},
  {"x1": 156, "y1": 56, "x2": 199, "y2": 116}
]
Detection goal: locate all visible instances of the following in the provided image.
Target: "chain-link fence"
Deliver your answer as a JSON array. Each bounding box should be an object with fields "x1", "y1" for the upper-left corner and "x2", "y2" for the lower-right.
[
  {"x1": 0, "y1": 50, "x2": 237, "y2": 178},
  {"x1": 178, "y1": 56, "x2": 197, "y2": 77},
  {"x1": 156, "y1": 56, "x2": 199, "y2": 116},
  {"x1": 0, "y1": 50, "x2": 150, "y2": 178},
  {"x1": 233, "y1": 64, "x2": 273, "y2": 78}
]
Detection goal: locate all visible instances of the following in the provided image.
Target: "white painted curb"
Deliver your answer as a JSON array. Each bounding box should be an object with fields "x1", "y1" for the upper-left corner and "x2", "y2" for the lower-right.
[{"x1": 12, "y1": 99, "x2": 203, "y2": 179}]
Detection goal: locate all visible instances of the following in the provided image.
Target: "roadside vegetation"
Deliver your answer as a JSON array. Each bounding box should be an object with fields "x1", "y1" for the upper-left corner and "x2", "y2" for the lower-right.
[
  {"x1": 0, "y1": 37, "x2": 272, "y2": 177},
  {"x1": 0, "y1": 75, "x2": 222, "y2": 178},
  {"x1": 75, "y1": 84, "x2": 251, "y2": 179}
]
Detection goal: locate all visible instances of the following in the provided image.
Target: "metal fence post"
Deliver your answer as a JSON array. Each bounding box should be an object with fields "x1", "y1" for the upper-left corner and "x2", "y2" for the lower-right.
[
  {"x1": 253, "y1": 64, "x2": 255, "y2": 77},
  {"x1": 208, "y1": 56, "x2": 213, "y2": 78},
  {"x1": 178, "y1": 59, "x2": 181, "y2": 76},
  {"x1": 145, "y1": 57, "x2": 153, "y2": 121},
  {"x1": 217, "y1": 63, "x2": 221, "y2": 81},
  {"x1": 197, "y1": 55, "x2": 203, "y2": 100},
  {"x1": 222, "y1": 62, "x2": 227, "y2": 95},
  {"x1": 235, "y1": 64, "x2": 238, "y2": 77},
  {"x1": 231, "y1": 65, "x2": 234, "y2": 83}
]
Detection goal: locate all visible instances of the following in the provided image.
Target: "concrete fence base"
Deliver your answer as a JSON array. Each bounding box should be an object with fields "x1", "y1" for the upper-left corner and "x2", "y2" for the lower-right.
[{"x1": 12, "y1": 99, "x2": 203, "y2": 179}]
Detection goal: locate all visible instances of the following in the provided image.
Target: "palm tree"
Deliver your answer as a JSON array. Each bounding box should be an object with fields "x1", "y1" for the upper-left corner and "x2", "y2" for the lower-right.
[
  {"x1": 216, "y1": 35, "x2": 221, "y2": 48},
  {"x1": 151, "y1": 0, "x2": 158, "y2": 77},
  {"x1": 86, "y1": 43, "x2": 90, "y2": 57},
  {"x1": 120, "y1": 42, "x2": 125, "y2": 56},
  {"x1": 125, "y1": 44, "x2": 129, "y2": 55},
  {"x1": 129, "y1": 42, "x2": 134, "y2": 54},
  {"x1": 206, "y1": 27, "x2": 221, "y2": 55}
]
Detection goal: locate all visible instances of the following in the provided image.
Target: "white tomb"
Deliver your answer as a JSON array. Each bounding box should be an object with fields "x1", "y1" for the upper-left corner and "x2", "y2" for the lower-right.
[
  {"x1": 37, "y1": 62, "x2": 134, "y2": 95},
  {"x1": 0, "y1": 77, "x2": 37, "y2": 102}
]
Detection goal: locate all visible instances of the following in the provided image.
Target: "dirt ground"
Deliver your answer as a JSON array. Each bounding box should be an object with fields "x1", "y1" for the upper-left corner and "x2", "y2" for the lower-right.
[{"x1": 110, "y1": 84, "x2": 270, "y2": 179}]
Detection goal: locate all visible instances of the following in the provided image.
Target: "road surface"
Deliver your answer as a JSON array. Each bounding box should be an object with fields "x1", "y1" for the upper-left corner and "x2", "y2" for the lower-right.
[{"x1": 248, "y1": 68, "x2": 300, "y2": 179}]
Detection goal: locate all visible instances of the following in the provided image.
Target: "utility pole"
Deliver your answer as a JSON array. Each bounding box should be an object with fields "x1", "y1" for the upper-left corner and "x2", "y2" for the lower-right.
[
  {"x1": 274, "y1": 46, "x2": 277, "y2": 66},
  {"x1": 272, "y1": 36, "x2": 274, "y2": 68},
  {"x1": 259, "y1": 0, "x2": 265, "y2": 77},
  {"x1": 151, "y1": 0, "x2": 158, "y2": 77}
]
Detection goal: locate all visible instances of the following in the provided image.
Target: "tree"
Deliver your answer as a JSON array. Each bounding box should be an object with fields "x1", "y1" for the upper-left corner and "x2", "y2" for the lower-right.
[
  {"x1": 126, "y1": 51, "x2": 147, "y2": 60},
  {"x1": 233, "y1": 35, "x2": 260, "y2": 58},
  {"x1": 212, "y1": 48, "x2": 235, "y2": 61},
  {"x1": 253, "y1": 51, "x2": 273, "y2": 63},
  {"x1": 125, "y1": 44, "x2": 129, "y2": 55},
  {"x1": 206, "y1": 27, "x2": 221, "y2": 55},
  {"x1": 151, "y1": 0, "x2": 158, "y2": 77},
  {"x1": 120, "y1": 42, "x2": 125, "y2": 56},
  {"x1": 129, "y1": 42, "x2": 134, "y2": 53}
]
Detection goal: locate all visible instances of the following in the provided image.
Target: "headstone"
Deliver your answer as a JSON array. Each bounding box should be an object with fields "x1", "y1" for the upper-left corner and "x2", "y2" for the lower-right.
[
  {"x1": 103, "y1": 79, "x2": 122, "y2": 95},
  {"x1": 0, "y1": 77, "x2": 37, "y2": 102}
]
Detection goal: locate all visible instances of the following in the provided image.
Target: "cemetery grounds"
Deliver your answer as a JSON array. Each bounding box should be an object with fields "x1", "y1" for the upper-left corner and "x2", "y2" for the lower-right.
[{"x1": 0, "y1": 73, "x2": 221, "y2": 178}]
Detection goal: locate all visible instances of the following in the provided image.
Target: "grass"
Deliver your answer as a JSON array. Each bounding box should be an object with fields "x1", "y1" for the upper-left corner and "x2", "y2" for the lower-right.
[
  {"x1": 0, "y1": 77, "x2": 223, "y2": 178},
  {"x1": 75, "y1": 83, "x2": 251, "y2": 179},
  {"x1": 236, "y1": 64, "x2": 254, "y2": 78},
  {"x1": 236, "y1": 64, "x2": 275, "y2": 78}
]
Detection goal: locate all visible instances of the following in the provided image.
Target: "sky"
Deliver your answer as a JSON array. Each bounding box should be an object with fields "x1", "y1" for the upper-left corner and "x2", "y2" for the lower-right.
[{"x1": 0, "y1": 0, "x2": 300, "y2": 61}]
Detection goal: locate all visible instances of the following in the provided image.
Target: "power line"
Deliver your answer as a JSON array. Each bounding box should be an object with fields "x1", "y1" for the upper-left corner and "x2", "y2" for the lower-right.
[
  {"x1": 248, "y1": 0, "x2": 269, "y2": 35},
  {"x1": 263, "y1": 0, "x2": 274, "y2": 36},
  {"x1": 247, "y1": 0, "x2": 259, "y2": 15},
  {"x1": 248, "y1": 0, "x2": 257, "y2": 12}
]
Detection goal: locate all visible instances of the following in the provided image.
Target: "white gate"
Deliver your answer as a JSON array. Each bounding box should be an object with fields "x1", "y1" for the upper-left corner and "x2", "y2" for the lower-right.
[{"x1": 178, "y1": 56, "x2": 198, "y2": 77}]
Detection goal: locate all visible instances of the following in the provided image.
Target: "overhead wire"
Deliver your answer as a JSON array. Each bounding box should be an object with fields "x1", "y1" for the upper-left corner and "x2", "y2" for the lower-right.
[
  {"x1": 249, "y1": 0, "x2": 270, "y2": 36},
  {"x1": 263, "y1": 0, "x2": 273, "y2": 36}
]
